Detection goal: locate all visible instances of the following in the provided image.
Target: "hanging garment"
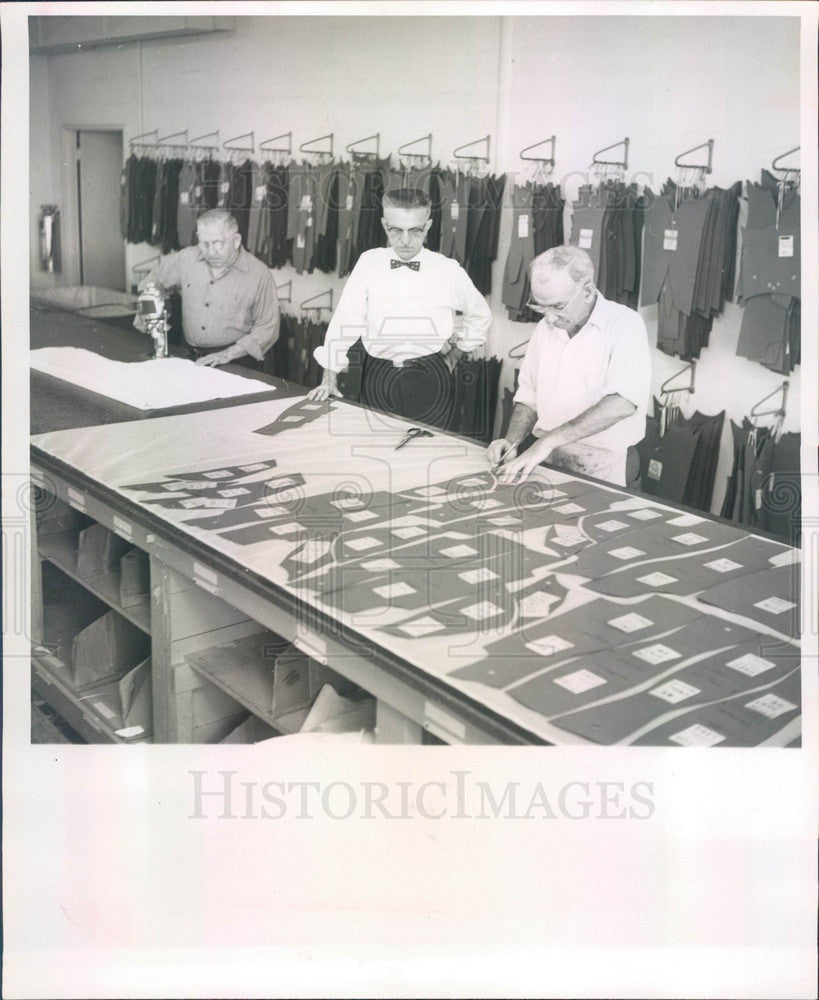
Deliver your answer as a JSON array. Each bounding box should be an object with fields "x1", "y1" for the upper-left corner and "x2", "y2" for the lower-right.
[{"x1": 446, "y1": 356, "x2": 502, "y2": 444}]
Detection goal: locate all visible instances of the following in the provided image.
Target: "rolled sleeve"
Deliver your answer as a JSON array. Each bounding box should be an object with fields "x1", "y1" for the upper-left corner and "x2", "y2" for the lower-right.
[
  {"x1": 142, "y1": 251, "x2": 182, "y2": 293},
  {"x1": 236, "y1": 268, "x2": 280, "y2": 360},
  {"x1": 512, "y1": 328, "x2": 540, "y2": 411},
  {"x1": 453, "y1": 265, "x2": 491, "y2": 354}
]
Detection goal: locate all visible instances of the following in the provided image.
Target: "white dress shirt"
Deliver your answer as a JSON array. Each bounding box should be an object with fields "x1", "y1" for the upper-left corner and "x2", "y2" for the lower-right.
[
  {"x1": 314, "y1": 247, "x2": 492, "y2": 371},
  {"x1": 514, "y1": 292, "x2": 651, "y2": 482}
]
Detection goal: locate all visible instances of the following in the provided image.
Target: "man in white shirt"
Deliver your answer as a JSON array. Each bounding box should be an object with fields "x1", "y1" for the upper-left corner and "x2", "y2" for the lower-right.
[
  {"x1": 488, "y1": 245, "x2": 651, "y2": 487},
  {"x1": 308, "y1": 188, "x2": 491, "y2": 428}
]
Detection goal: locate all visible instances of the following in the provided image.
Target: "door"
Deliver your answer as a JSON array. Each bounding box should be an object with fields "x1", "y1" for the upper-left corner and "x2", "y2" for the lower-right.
[{"x1": 77, "y1": 129, "x2": 126, "y2": 290}]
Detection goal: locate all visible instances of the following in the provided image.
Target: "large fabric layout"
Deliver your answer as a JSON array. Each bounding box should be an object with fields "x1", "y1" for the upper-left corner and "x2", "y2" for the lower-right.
[{"x1": 32, "y1": 394, "x2": 801, "y2": 746}]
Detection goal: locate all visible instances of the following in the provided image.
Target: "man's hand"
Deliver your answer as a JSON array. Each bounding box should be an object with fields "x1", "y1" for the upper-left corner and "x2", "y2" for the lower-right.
[
  {"x1": 196, "y1": 349, "x2": 241, "y2": 367},
  {"x1": 496, "y1": 437, "x2": 553, "y2": 483},
  {"x1": 487, "y1": 438, "x2": 518, "y2": 471},
  {"x1": 307, "y1": 371, "x2": 342, "y2": 401}
]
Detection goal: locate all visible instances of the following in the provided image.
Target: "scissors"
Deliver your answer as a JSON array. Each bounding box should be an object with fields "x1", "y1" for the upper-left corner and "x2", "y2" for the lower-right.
[{"x1": 394, "y1": 427, "x2": 434, "y2": 450}]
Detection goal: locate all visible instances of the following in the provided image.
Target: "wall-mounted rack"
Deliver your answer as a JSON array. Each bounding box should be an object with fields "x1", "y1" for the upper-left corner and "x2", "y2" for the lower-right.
[
  {"x1": 346, "y1": 133, "x2": 380, "y2": 162},
  {"x1": 299, "y1": 133, "x2": 334, "y2": 161},
  {"x1": 275, "y1": 280, "x2": 292, "y2": 304},
  {"x1": 591, "y1": 137, "x2": 629, "y2": 175},
  {"x1": 129, "y1": 130, "x2": 159, "y2": 148},
  {"x1": 660, "y1": 360, "x2": 696, "y2": 396},
  {"x1": 260, "y1": 131, "x2": 293, "y2": 156},
  {"x1": 223, "y1": 131, "x2": 255, "y2": 155},
  {"x1": 398, "y1": 133, "x2": 433, "y2": 166},
  {"x1": 300, "y1": 288, "x2": 334, "y2": 314}
]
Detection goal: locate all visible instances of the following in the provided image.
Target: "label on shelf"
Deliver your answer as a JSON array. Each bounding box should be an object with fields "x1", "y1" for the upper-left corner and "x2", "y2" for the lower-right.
[
  {"x1": 193, "y1": 562, "x2": 219, "y2": 594},
  {"x1": 67, "y1": 487, "x2": 86, "y2": 512},
  {"x1": 424, "y1": 701, "x2": 466, "y2": 741},
  {"x1": 112, "y1": 516, "x2": 133, "y2": 541}
]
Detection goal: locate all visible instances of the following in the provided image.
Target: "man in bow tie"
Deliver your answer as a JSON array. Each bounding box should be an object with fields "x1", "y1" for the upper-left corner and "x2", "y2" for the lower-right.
[{"x1": 308, "y1": 188, "x2": 491, "y2": 429}]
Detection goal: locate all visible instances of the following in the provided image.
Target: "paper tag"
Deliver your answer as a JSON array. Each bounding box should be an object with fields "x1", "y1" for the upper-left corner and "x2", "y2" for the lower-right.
[
  {"x1": 194, "y1": 185, "x2": 202, "y2": 198},
  {"x1": 650, "y1": 679, "x2": 700, "y2": 704},
  {"x1": 373, "y1": 582, "x2": 417, "y2": 599},
  {"x1": 424, "y1": 701, "x2": 466, "y2": 740},
  {"x1": 344, "y1": 536, "x2": 382, "y2": 552},
  {"x1": 647, "y1": 459, "x2": 663, "y2": 481},
  {"x1": 179, "y1": 497, "x2": 236, "y2": 510},
  {"x1": 669, "y1": 724, "x2": 726, "y2": 747},
  {"x1": 578, "y1": 228, "x2": 593, "y2": 250},
  {"x1": 112, "y1": 516, "x2": 133, "y2": 541},
  {"x1": 450, "y1": 202, "x2": 460, "y2": 220},
  {"x1": 115, "y1": 726, "x2": 146, "y2": 739},
  {"x1": 255, "y1": 506, "x2": 289, "y2": 518},
  {"x1": 392, "y1": 526, "x2": 427, "y2": 540},
  {"x1": 778, "y1": 234, "x2": 794, "y2": 258},
  {"x1": 552, "y1": 526, "x2": 586, "y2": 547},
  {"x1": 300, "y1": 194, "x2": 313, "y2": 211},
  {"x1": 344, "y1": 510, "x2": 378, "y2": 523},
  {"x1": 629, "y1": 508, "x2": 662, "y2": 521},
  {"x1": 461, "y1": 601, "x2": 505, "y2": 621},
  {"x1": 345, "y1": 194, "x2": 354, "y2": 211},
  {"x1": 218, "y1": 488, "x2": 251, "y2": 497},
  {"x1": 488, "y1": 515, "x2": 520, "y2": 527},
  {"x1": 597, "y1": 519, "x2": 629, "y2": 533},
  {"x1": 414, "y1": 485, "x2": 448, "y2": 497},
  {"x1": 518, "y1": 214, "x2": 530, "y2": 239},
  {"x1": 672, "y1": 532, "x2": 709, "y2": 547},
  {"x1": 519, "y1": 591, "x2": 561, "y2": 619},
  {"x1": 459, "y1": 567, "x2": 499, "y2": 585},
  {"x1": 221, "y1": 181, "x2": 230, "y2": 194},
  {"x1": 637, "y1": 571, "x2": 679, "y2": 587},
  {"x1": 754, "y1": 488, "x2": 763, "y2": 510},
  {"x1": 704, "y1": 558, "x2": 743, "y2": 573},
  {"x1": 553, "y1": 502, "x2": 585, "y2": 515},
  {"x1": 726, "y1": 653, "x2": 776, "y2": 677},
  {"x1": 608, "y1": 612, "x2": 653, "y2": 633},
  {"x1": 554, "y1": 669, "x2": 606, "y2": 694},
  {"x1": 525, "y1": 634, "x2": 574, "y2": 656},
  {"x1": 180, "y1": 191, "x2": 190, "y2": 205},
  {"x1": 609, "y1": 546, "x2": 645, "y2": 560},
  {"x1": 267, "y1": 522, "x2": 306, "y2": 536},
  {"x1": 67, "y1": 487, "x2": 86, "y2": 512},
  {"x1": 361, "y1": 558, "x2": 401, "y2": 572},
  {"x1": 254, "y1": 185, "x2": 266, "y2": 202},
  {"x1": 745, "y1": 693, "x2": 797, "y2": 719},
  {"x1": 633, "y1": 643, "x2": 680, "y2": 665},
  {"x1": 330, "y1": 497, "x2": 365, "y2": 510},
  {"x1": 203, "y1": 470, "x2": 232, "y2": 479},
  {"x1": 296, "y1": 234, "x2": 305, "y2": 249},
  {"x1": 193, "y1": 562, "x2": 219, "y2": 594},
  {"x1": 663, "y1": 228, "x2": 678, "y2": 251},
  {"x1": 399, "y1": 617, "x2": 446, "y2": 637},
  {"x1": 440, "y1": 544, "x2": 479, "y2": 558},
  {"x1": 754, "y1": 596, "x2": 796, "y2": 615}
]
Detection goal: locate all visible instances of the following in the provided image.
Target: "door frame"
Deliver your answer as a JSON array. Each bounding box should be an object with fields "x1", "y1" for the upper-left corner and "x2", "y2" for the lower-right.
[{"x1": 59, "y1": 124, "x2": 125, "y2": 287}]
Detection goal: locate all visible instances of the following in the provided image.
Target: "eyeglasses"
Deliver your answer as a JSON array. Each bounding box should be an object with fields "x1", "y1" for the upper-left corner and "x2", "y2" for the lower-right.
[
  {"x1": 526, "y1": 282, "x2": 587, "y2": 315},
  {"x1": 197, "y1": 235, "x2": 237, "y2": 252},
  {"x1": 384, "y1": 226, "x2": 427, "y2": 240}
]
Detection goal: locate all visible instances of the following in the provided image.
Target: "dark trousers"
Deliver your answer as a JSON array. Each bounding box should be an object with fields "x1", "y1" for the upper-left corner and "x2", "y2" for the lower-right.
[{"x1": 360, "y1": 351, "x2": 454, "y2": 430}]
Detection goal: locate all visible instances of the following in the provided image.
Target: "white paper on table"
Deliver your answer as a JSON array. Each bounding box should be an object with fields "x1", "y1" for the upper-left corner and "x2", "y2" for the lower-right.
[{"x1": 30, "y1": 347, "x2": 272, "y2": 410}]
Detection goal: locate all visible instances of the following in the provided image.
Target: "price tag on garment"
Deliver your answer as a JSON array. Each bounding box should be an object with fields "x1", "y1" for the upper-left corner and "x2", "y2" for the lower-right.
[
  {"x1": 345, "y1": 194, "x2": 354, "y2": 211},
  {"x1": 754, "y1": 488, "x2": 763, "y2": 510},
  {"x1": 745, "y1": 693, "x2": 797, "y2": 719},
  {"x1": 180, "y1": 191, "x2": 190, "y2": 206},
  {"x1": 300, "y1": 194, "x2": 313, "y2": 212},
  {"x1": 647, "y1": 458, "x2": 663, "y2": 480},
  {"x1": 663, "y1": 228, "x2": 679, "y2": 251},
  {"x1": 778, "y1": 234, "x2": 794, "y2": 257},
  {"x1": 518, "y1": 214, "x2": 530, "y2": 239},
  {"x1": 578, "y1": 228, "x2": 593, "y2": 250},
  {"x1": 450, "y1": 202, "x2": 460, "y2": 220},
  {"x1": 194, "y1": 186, "x2": 202, "y2": 198},
  {"x1": 296, "y1": 234, "x2": 305, "y2": 249},
  {"x1": 254, "y1": 185, "x2": 266, "y2": 202},
  {"x1": 221, "y1": 181, "x2": 230, "y2": 194}
]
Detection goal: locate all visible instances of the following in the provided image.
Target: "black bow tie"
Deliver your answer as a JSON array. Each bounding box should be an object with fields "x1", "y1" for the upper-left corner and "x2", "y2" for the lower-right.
[{"x1": 390, "y1": 259, "x2": 420, "y2": 271}]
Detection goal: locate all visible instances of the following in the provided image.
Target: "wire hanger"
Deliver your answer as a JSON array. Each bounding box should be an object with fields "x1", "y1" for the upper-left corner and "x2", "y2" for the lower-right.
[
  {"x1": 591, "y1": 137, "x2": 629, "y2": 183},
  {"x1": 260, "y1": 131, "x2": 292, "y2": 164},
  {"x1": 771, "y1": 145, "x2": 800, "y2": 180},
  {"x1": 508, "y1": 336, "x2": 531, "y2": 361},
  {"x1": 453, "y1": 135, "x2": 491, "y2": 176},
  {"x1": 300, "y1": 288, "x2": 334, "y2": 316},
  {"x1": 223, "y1": 131, "x2": 255, "y2": 163},
  {"x1": 674, "y1": 138, "x2": 713, "y2": 205},
  {"x1": 398, "y1": 133, "x2": 433, "y2": 168},
  {"x1": 299, "y1": 133, "x2": 334, "y2": 163},
  {"x1": 660, "y1": 360, "x2": 696, "y2": 396},
  {"x1": 750, "y1": 380, "x2": 789, "y2": 420},
  {"x1": 129, "y1": 129, "x2": 159, "y2": 150},
  {"x1": 346, "y1": 133, "x2": 380, "y2": 163},
  {"x1": 189, "y1": 131, "x2": 220, "y2": 160}
]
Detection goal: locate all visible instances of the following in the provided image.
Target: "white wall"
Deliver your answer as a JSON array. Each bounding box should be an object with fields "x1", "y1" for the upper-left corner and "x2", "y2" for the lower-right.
[{"x1": 29, "y1": 13, "x2": 804, "y2": 514}]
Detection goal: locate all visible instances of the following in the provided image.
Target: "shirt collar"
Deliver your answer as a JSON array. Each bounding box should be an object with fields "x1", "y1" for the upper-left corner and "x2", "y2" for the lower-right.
[{"x1": 195, "y1": 244, "x2": 248, "y2": 274}]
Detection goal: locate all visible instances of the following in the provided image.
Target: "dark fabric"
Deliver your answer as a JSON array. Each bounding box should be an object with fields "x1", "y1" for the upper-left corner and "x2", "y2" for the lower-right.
[
  {"x1": 447, "y1": 356, "x2": 502, "y2": 444},
  {"x1": 761, "y1": 431, "x2": 801, "y2": 543},
  {"x1": 360, "y1": 351, "x2": 454, "y2": 430}
]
